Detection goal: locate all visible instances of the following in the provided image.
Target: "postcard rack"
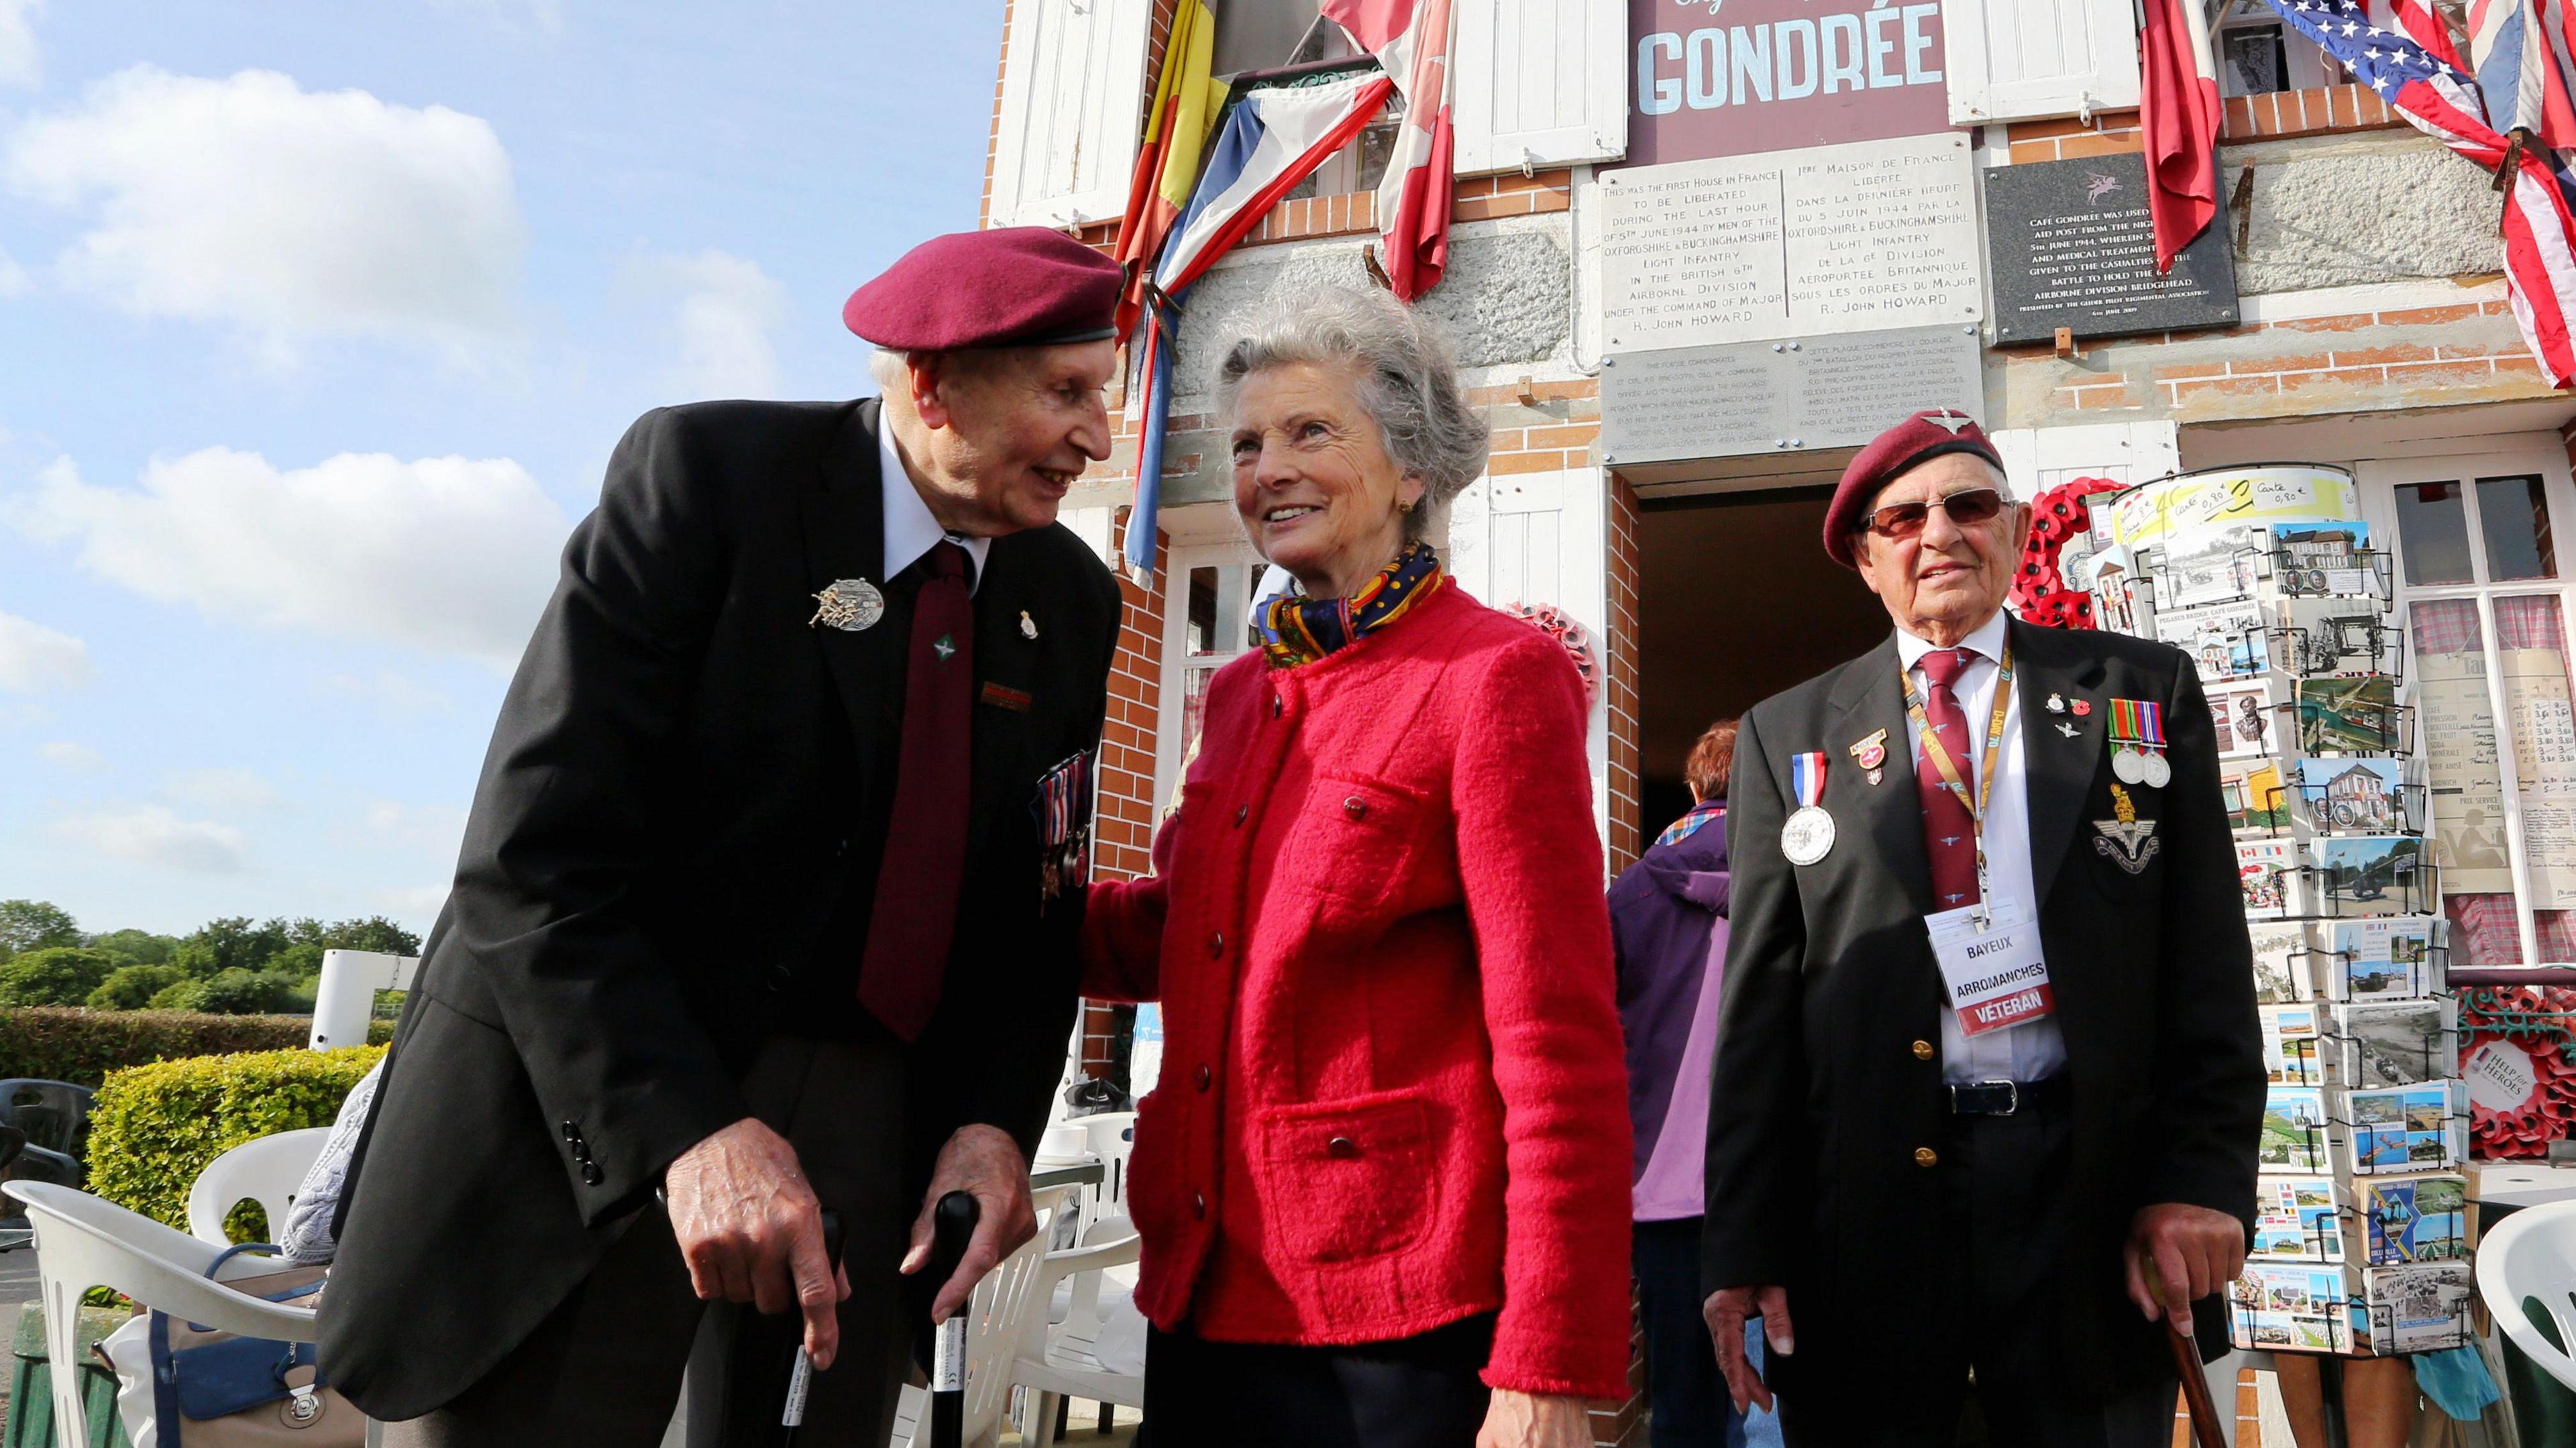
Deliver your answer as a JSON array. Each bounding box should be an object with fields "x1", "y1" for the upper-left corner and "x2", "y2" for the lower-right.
[{"x1": 2292, "y1": 856, "x2": 2441, "y2": 919}]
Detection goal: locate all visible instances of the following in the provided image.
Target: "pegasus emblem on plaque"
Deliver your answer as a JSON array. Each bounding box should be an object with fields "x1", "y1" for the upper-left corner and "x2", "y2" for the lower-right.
[{"x1": 2085, "y1": 172, "x2": 2123, "y2": 203}]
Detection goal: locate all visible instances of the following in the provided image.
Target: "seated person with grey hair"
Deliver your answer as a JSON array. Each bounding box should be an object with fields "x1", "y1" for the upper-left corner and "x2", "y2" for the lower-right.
[{"x1": 1078, "y1": 286, "x2": 1635, "y2": 1448}]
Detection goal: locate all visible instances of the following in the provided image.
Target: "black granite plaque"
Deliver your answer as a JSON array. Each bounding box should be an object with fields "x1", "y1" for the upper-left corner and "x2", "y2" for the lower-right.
[{"x1": 1982, "y1": 151, "x2": 2240, "y2": 345}]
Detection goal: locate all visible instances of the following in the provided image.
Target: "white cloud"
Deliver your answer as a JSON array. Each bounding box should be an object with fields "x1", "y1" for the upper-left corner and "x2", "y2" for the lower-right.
[
  {"x1": 623, "y1": 248, "x2": 790, "y2": 400},
  {"x1": 0, "y1": 0, "x2": 41, "y2": 90},
  {"x1": 37, "y1": 739, "x2": 100, "y2": 769},
  {"x1": 55, "y1": 804, "x2": 247, "y2": 873},
  {"x1": 324, "y1": 669, "x2": 453, "y2": 714},
  {"x1": 366, "y1": 799, "x2": 468, "y2": 858},
  {"x1": 16, "y1": 449, "x2": 568, "y2": 663},
  {"x1": 0, "y1": 608, "x2": 88, "y2": 691},
  {"x1": 5, "y1": 66, "x2": 525, "y2": 361},
  {"x1": 166, "y1": 766, "x2": 278, "y2": 812}
]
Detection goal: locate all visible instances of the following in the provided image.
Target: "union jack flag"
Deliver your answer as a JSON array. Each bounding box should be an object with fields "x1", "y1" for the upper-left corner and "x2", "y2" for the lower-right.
[{"x1": 2263, "y1": 0, "x2": 2576, "y2": 384}]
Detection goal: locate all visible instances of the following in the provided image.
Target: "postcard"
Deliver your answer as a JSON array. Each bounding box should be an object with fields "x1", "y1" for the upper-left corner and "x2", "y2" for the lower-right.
[
  {"x1": 2088, "y1": 545, "x2": 2151, "y2": 636},
  {"x1": 2296, "y1": 675, "x2": 2402, "y2": 755},
  {"x1": 2252, "y1": 1176, "x2": 2345, "y2": 1262},
  {"x1": 2157, "y1": 600, "x2": 2270, "y2": 683},
  {"x1": 2223, "y1": 758, "x2": 2292, "y2": 834},
  {"x1": 2154, "y1": 527, "x2": 2263, "y2": 610},
  {"x1": 2251, "y1": 922, "x2": 2314, "y2": 1003},
  {"x1": 2277, "y1": 598, "x2": 2406, "y2": 677},
  {"x1": 2311, "y1": 835, "x2": 2424, "y2": 916},
  {"x1": 2318, "y1": 917, "x2": 2443, "y2": 1001},
  {"x1": 2239, "y1": 839, "x2": 2296, "y2": 917},
  {"x1": 2329, "y1": 999, "x2": 2457, "y2": 1089},
  {"x1": 2207, "y1": 679, "x2": 2281, "y2": 760},
  {"x1": 2272, "y1": 521, "x2": 2382, "y2": 598},
  {"x1": 2359, "y1": 1174, "x2": 2467, "y2": 1266},
  {"x1": 2356, "y1": 1262, "x2": 2473, "y2": 1354},
  {"x1": 2229, "y1": 1261, "x2": 2355, "y2": 1353},
  {"x1": 2297, "y1": 757, "x2": 2407, "y2": 835},
  {"x1": 2342, "y1": 1081, "x2": 2465, "y2": 1176},
  {"x1": 2262, "y1": 1086, "x2": 2330, "y2": 1172},
  {"x1": 2264, "y1": 1004, "x2": 2325, "y2": 1086}
]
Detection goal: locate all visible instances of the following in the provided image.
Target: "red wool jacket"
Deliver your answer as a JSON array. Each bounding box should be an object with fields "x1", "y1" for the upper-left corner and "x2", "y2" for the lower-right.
[{"x1": 1082, "y1": 582, "x2": 1633, "y2": 1400}]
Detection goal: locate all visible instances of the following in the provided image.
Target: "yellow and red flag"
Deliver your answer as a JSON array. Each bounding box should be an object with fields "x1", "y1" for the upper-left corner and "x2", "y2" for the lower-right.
[{"x1": 1114, "y1": 0, "x2": 1224, "y2": 343}]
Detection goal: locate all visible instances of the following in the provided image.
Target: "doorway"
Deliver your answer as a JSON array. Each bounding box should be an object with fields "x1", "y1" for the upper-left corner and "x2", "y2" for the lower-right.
[{"x1": 1638, "y1": 486, "x2": 1894, "y2": 838}]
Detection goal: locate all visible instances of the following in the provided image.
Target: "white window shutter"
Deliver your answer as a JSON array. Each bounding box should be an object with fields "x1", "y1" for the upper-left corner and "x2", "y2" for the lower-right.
[
  {"x1": 1451, "y1": 0, "x2": 1629, "y2": 175},
  {"x1": 987, "y1": 0, "x2": 1155, "y2": 229},
  {"x1": 1988, "y1": 421, "x2": 2180, "y2": 500},
  {"x1": 1943, "y1": 0, "x2": 2142, "y2": 125}
]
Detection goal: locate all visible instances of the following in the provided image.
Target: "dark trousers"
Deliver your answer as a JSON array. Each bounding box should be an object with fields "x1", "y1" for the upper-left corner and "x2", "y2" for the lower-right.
[
  {"x1": 381, "y1": 1034, "x2": 916, "y2": 1448},
  {"x1": 1776, "y1": 1090, "x2": 2174, "y2": 1448},
  {"x1": 1136, "y1": 1315, "x2": 1496, "y2": 1448},
  {"x1": 1636, "y1": 1217, "x2": 1777, "y2": 1448}
]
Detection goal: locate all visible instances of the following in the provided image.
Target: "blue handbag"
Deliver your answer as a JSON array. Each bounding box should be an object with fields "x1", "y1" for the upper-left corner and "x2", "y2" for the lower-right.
[{"x1": 145, "y1": 1243, "x2": 356, "y2": 1444}]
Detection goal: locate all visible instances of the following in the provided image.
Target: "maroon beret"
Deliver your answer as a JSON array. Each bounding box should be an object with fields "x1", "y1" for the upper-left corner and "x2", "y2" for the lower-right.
[
  {"x1": 1822, "y1": 408, "x2": 2006, "y2": 568},
  {"x1": 843, "y1": 227, "x2": 1121, "y2": 351}
]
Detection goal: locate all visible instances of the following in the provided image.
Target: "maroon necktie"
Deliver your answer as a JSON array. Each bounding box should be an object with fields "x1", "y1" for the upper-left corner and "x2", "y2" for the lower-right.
[
  {"x1": 1916, "y1": 647, "x2": 1981, "y2": 912},
  {"x1": 858, "y1": 541, "x2": 975, "y2": 1042}
]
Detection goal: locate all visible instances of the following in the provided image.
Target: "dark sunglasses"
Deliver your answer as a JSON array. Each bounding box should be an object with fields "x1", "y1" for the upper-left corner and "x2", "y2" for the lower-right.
[{"x1": 1863, "y1": 486, "x2": 2008, "y2": 540}]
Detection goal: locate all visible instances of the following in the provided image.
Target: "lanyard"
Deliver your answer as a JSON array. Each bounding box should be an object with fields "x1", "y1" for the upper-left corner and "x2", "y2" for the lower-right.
[{"x1": 1900, "y1": 641, "x2": 2015, "y2": 927}]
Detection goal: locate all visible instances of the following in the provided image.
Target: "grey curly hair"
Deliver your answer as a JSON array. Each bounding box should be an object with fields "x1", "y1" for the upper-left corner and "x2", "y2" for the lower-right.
[{"x1": 1212, "y1": 286, "x2": 1489, "y2": 545}]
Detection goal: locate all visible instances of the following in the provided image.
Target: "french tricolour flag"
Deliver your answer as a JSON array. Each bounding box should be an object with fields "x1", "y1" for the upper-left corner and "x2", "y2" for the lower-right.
[{"x1": 2138, "y1": 0, "x2": 2221, "y2": 272}]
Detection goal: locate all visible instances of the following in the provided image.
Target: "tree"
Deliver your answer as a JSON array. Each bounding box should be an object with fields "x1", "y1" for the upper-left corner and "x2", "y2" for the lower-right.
[
  {"x1": 88, "y1": 964, "x2": 186, "y2": 1011},
  {"x1": 86, "y1": 929, "x2": 180, "y2": 967},
  {"x1": 147, "y1": 979, "x2": 207, "y2": 1012},
  {"x1": 190, "y1": 968, "x2": 303, "y2": 1015},
  {"x1": 0, "y1": 946, "x2": 118, "y2": 1006},
  {"x1": 0, "y1": 901, "x2": 80, "y2": 962},
  {"x1": 172, "y1": 917, "x2": 294, "y2": 980}
]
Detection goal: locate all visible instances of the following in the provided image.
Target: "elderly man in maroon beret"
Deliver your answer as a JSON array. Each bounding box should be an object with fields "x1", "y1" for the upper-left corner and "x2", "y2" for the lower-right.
[
  {"x1": 320, "y1": 228, "x2": 1128, "y2": 1447},
  {"x1": 1699, "y1": 410, "x2": 2263, "y2": 1447}
]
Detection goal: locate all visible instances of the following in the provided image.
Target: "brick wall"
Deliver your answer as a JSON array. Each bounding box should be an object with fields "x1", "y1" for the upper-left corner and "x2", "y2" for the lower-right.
[
  {"x1": 1605, "y1": 472, "x2": 1644, "y2": 873},
  {"x1": 1999, "y1": 79, "x2": 2404, "y2": 163}
]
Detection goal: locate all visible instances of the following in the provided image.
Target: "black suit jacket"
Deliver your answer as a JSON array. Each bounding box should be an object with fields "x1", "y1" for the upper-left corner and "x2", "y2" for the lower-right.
[
  {"x1": 317, "y1": 400, "x2": 1123, "y2": 1418},
  {"x1": 1701, "y1": 617, "x2": 2263, "y2": 1407}
]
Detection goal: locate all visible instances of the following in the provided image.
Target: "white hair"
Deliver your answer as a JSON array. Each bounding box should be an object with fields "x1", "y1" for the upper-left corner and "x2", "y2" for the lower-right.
[
  {"x1": 868, "y1": 347, "x2": 911, "y2": 396},
  {"x1": 1212, "y1": 287, "x2": 1490, "y2": 545}
]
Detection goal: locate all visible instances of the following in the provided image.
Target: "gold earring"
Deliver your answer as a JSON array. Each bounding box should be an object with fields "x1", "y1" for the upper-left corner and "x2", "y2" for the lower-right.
[{"x1": 1398, "y1": 498, "x2": 1415, "y2": 514}]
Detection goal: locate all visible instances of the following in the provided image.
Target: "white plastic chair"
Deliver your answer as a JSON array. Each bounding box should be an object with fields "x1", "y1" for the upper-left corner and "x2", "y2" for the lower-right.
[
  {"x1": 185, "y1": 1127, "x2": 332, "y2": 1245},
  {"x1": 1071, "y1": 1111, "x2": 1136, "y2": 1220},
  {"x1": 1012, "y1": 1215, "x2": 1144, "y2": 1444},
  {"x1": 2476, "y1": 1196, "x2": 2576, "y2": 1390},
  {"x1": 3, "y1": 1180, "x2": 380, "y2": 1446},
  {"x1": 885, "y1": 1185, "x2": 1078, "y2": 1448}
]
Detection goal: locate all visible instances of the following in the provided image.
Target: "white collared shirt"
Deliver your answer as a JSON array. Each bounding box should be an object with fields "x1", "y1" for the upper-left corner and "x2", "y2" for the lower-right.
[
  {"x1": 879, "y1": 423, "x2": 989, "y2": 594},
  {"x1": 1894, "y1": 609, "x2": 2070, "y2": 1086}
]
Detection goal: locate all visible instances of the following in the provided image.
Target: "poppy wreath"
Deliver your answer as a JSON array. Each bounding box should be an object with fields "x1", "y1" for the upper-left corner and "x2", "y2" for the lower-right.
[
  {"x1": 2461, "y1": 985, "x2": 2576, "y2": 1160},
  {"x1": 1503, "y1": 602, "x2": 1599, "y2": 707},
  {"x1": 2007, "y1": 476, "x2": 2127, "y2": 630}
]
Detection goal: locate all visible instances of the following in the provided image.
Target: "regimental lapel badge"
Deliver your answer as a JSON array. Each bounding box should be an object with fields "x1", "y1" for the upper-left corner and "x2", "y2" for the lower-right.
[
  {"x1": 1849, "y1": 728, "x2": 1888, "y2": 771},
  {"x1": 933, "y1": 634, "x2": 959, "y2": 663},
  {"x1": 1020, "y1": 610, "x2": 1039, "y2": 641},
  {"x1": 810, "y1": 577, "x2": 887, "y2": 632},
  {"x1": 2071, "y1": 698, "x2": 2092, "y2": 717},
  {"x1": 2055, "y1": 721, "x2": 2080, "y2": 738},
  {"x1": 2046, "y1": 693, "x2": 2066, "y2": 714},
  {"x1": 1866, "y1": 767, "x2": 1884, "y2": 786},
  {"x1": 2092, "y1": 782, "x2": 2161, "y2": 875}
]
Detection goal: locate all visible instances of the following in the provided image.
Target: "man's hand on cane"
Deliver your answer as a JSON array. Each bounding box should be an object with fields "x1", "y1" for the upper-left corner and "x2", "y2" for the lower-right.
[
  {"x1": 901, "y1": 1125, "x2": 1038, "y2": 1322},
  {"x1": 1703, "y1": 1284, "x2": 1794, "y2": 1414},
  {"x1": 665, "y1": 1118, "x2": 852, "y2": 1369},
  {"x1": 2123, "y1": 1202, "x2": 2246, "y2": 1335}
]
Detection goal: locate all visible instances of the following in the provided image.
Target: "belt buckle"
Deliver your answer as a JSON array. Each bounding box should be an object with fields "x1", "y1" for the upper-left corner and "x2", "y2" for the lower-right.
[{"x1": 1992, "y1": 1079, "x2": 2019, "y2": 1115}]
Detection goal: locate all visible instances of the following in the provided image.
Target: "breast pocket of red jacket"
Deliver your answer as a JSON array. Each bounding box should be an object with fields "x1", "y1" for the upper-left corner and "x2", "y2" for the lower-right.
[
  {"x1": 1276, "y1": 773, "x2": 1435, "y2": 931},
  {"x1": 1250, "y1": 1093, "x2": 1436, "y2": 1264}
]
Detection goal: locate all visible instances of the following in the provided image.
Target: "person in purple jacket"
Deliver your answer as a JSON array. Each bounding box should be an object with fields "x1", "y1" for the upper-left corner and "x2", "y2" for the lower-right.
[{"x1": 1611, "y1": 719, "x2": 1778, "y2": 1448}]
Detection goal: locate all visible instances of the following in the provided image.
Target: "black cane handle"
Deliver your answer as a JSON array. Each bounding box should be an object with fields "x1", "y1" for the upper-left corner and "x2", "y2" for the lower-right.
[{"x1": 927, "y1": 1191, "x2": 979, "y2": 1448}]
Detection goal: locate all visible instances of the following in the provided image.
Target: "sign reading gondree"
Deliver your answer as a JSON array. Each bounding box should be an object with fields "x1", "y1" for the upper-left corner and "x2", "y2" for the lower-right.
[
  {"x1": 1626, "y1": 0, "x2": 1952, "y2": 165},
  {"x1": 1599, "y1": 131, "x2": 1982, "y2": 351}
]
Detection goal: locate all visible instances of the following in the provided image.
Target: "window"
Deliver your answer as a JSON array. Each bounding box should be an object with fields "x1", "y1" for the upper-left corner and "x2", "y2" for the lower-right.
[
  {"x1": 2365, "y1": 451, "x2": 2576, "y2": 969},
  {"x1": 1212, "y1": 0, "x2": 1356, "y2": 76},
  {"x1": 2222, "y1": 23, "x2": 2291, "y2": 95}
]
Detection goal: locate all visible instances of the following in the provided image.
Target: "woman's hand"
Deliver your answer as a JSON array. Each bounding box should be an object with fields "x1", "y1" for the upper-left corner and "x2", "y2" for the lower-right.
[{"x1": 1476, "y1": 1388, "x2": 1593, "y2": 1448}]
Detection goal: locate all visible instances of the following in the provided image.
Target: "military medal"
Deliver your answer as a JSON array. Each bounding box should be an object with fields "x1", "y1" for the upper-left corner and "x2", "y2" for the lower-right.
[
  {"x1": 1781, "y1": 752, "x2": 1835, "y2": 865},
  {"x1": 809, "y1": 577, "x2": 885, "y2": 632},
  {"x1": 2108, "y1": 698, "x2": 2170, "y2": 788},
  {"x1": 1849, "y1": 729, "x2": 1888, "y2": 771}
]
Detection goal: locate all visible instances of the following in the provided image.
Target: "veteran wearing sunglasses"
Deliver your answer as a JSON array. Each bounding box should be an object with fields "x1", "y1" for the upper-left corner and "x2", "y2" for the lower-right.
[{"x1": 1699, "y1": 410, "x2": 2263, "y2": 1447}]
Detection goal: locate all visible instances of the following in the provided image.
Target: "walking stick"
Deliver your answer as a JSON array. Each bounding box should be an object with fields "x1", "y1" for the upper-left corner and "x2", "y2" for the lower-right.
[
  {"x1": 2146, "y1": 1260, "x2": 2228, "y2": 1448},
  {"x1": 927, "y1": 1190, "x2": 981, "y2": 1448}
]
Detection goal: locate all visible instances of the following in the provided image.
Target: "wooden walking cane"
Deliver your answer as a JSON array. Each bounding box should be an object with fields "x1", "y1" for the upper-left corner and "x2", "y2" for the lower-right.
[
  {"x1": 2146, "y1": 1260, "x2": 2228, "y2": 1448},
  {"x1": 927, "y1": 1190, "x2": 981, "y2": 1448}
]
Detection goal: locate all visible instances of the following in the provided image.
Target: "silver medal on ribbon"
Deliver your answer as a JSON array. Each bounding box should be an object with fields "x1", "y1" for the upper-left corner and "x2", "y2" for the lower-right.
[{"x1": 1781, "y1": 805, "x2": 1837, "y2": 866}]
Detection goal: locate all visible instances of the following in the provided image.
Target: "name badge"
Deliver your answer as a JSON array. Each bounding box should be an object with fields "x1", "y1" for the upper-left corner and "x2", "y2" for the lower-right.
[{"x1": 1925, "y1": 900, "x2": 2056, "y2": 1038}]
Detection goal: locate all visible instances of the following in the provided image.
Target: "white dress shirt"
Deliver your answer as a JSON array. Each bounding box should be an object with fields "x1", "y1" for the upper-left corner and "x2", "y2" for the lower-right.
[
  {"x1": 879, "y1": 424, "x2": 989, "y2": 594},
  {"x1": 1894, "y1": 610, "x2": 2070, "y2": 1085}
]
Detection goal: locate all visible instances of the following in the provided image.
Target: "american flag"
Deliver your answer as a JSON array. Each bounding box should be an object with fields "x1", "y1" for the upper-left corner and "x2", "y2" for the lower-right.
[{"x1": 2263, "y1": 0, "x2": 2576, "y2": 384}]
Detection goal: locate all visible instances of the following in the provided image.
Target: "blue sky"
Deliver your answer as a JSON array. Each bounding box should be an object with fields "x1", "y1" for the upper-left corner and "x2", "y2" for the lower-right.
[{"x1": 0, "y1": 0, "x2": 1001, "y2": 936}]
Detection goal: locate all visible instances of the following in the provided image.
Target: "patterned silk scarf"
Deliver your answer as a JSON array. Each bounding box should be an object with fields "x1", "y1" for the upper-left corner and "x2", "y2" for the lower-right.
[
  {"x1": 1258, "y1": 544, "x2": 1447, "y2": 669},
  {"x1": 1657, "y1": 801, "x2": 1725, "y2": 848}
]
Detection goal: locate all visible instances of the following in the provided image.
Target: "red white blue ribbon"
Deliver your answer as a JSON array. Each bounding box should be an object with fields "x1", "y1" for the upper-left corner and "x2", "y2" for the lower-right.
[{"x1": 1790, "y1": 752, "x2": 1827, "y2": 807}]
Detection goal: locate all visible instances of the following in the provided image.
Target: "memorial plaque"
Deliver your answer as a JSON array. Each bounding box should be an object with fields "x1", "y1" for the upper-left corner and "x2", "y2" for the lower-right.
[
  {"x1": 1600, "y1": 131, "x2": 1982, "y2": 352},
  {"x1": 1599, "y1": 323, "x2": 1984, "y2": 466},
  {"x1": 1984, "y1": 151, "x2": 2241, "y2": 345}
]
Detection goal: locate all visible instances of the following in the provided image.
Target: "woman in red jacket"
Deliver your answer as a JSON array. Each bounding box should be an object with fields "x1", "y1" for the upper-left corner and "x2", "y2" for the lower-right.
[{"x1": 1084, "y1": 288, "x2": 1632, "y2": 1448}]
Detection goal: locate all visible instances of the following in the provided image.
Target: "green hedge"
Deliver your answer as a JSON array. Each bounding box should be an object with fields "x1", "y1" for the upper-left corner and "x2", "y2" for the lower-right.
[
  {"x1": 87, "y1": 1046, "x2": 385, "y2": 1239},
  {"x1": 0, "y1": 1008, "x2": 392, "y2": 1089}
]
